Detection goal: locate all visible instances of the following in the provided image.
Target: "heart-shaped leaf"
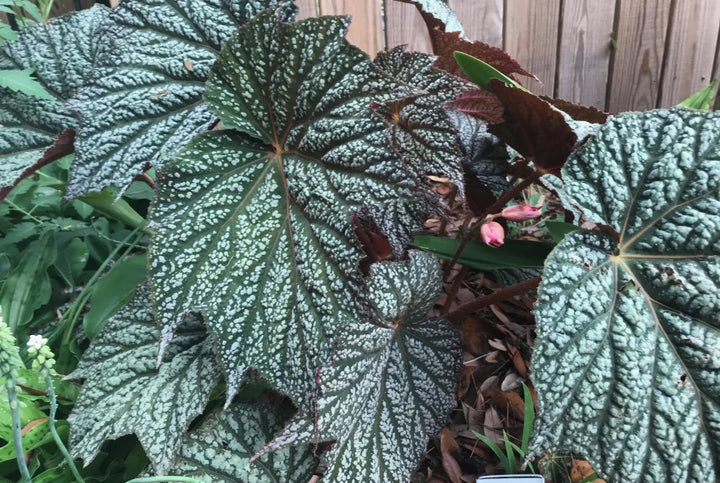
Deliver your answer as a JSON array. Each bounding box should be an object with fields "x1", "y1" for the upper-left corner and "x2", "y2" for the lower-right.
[
  {"x1": 68, "y1": 286, "x2": 221, "y2": 473},
  {"x1": 532, "y1": 108, "x2": 720, "y2": 482},
  {"x1": 67, "y1": 0, "x2": 293, "y2": 198},
  {"x1": 257, "y1": 251, "x2": 461, "y2": 483},
  {"x1": 149, "y1": 9, "x2": 433, "y2": 408},
  {"x1": 0, "y1": 6, "x2": 111, "y2": 202},
  {"x1": 169, "y1": 403, "x2": 318, "y2": 482}
]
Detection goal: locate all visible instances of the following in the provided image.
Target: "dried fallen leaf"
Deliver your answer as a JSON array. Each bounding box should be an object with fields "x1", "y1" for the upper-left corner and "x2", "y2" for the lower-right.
[
  {"x1": 485, "y1": 389, "x2": 525, "y2": 421},
  {"x1": 570, "y1": 459, "x2": 606, "y2": 483},
  {"x1": 440, "y1": 428, "x2": 463, "y2": 483},
  {"x1": 500, "y1": 371, "x2": 524, "y2": 391}
]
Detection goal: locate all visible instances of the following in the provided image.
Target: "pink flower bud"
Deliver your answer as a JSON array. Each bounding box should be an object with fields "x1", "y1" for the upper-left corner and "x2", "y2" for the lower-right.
[
  {"x1": 500, "y1": 203, "x2": 542, "y2": 222},
  {"x1": 480, "y1": 221, "x2": 505, "y2": 247}
]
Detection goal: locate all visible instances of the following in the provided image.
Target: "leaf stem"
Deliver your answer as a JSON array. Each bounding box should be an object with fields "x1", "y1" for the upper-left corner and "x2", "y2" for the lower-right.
[
  {"x1": 443, "y1": 170, "x2": 543, "y2": 280},
  {"x1": 447, "y1": 276, "x2": 541, "y2": 322},
  {"x1": 57, "y1": 225, "x2": 145, "y2": 351},
  {"x1": 7, "y1": 381, "x2": 32, "y2": 482},
  {"x1": 45, "y1": 375, "x2": 84, "y2": 482}
]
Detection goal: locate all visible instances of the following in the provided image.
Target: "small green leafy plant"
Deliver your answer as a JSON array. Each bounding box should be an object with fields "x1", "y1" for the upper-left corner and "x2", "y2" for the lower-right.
[{"x1": 0, "y1": 0, "x2": 718, "y2": 482}]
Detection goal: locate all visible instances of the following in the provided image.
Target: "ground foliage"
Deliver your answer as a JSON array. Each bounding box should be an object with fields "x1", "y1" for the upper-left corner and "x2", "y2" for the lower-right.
[{"x1": 0, "y1": 1, "x2": 718, "y2": 482}]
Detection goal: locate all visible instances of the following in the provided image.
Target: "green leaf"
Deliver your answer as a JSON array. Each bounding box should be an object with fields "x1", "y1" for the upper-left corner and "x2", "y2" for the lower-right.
[
  {"x1": 53, "y1": 234, "x2": 89, "y2": 286},
  {"x1": 168, "y1": 404, "x2": 318, "y2": 482},
  {"x1": 413, "y1": 235, "x2": 552, "y2": 270},
  {"x1": 150, "y1": 10, "x2": 431, "y2": 407},
  {"x1": 0, "y1": 420, "x2": 69, "y2": 462},
  {"x1": 0, "y1": 69, "x2": 53, "y2": 100},
  {"x1": 454, "y1": 51, "x2": 526, "y2": 92},
  {"x1": 372, "y1": 46, "x2": 469, "y2": 197},
  {"x1": 544, "y1": 220, "x2": 580, "y2": 243},
  {"x1": 68, "y1": 286, "x2": 221, "y2": 473},
  {"x1": 678, "y1": 79, "x2": 717, "y2": 110},
  {"x1": 0, "y1": 231, "x2": 56, "y2": 330},
  {"x1": 532, "y1": 109, "x2": 720, "y2": 482},
  {"x1": 258, "y1": 252, "x2": 460, "y2": 483},
  {"x1": 67, "y1": 0, "x2": 294, "y2": 198},
  {"x1": 83, "y1": 254, "x2": 146, "y2": 339},
  {"x1": 0, "y1": 6, "x2": 111, "y2": 201}
]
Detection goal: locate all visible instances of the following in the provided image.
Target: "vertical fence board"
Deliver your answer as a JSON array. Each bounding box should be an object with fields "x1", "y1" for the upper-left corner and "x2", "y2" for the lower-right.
[
  {"x1": 383, "y1": 0, "x2": 432, "y2": 53},
  {"x1": 606, "y1": 0, "x2": 671, "y2": 112},
  {"x1": 320, "y1": 0, "x2": 383, "y2": 55},
  {"x1": 448, "y1": 0, "x2": 503, "y2": 46},
  {"x1": 556, "y1": 0, "x2": 615, "y2": 108},
  {"x1": 504, "y1": 0, "x2": 561, "y2": 96},
  {"x1": 658, "y1": 0, "x2": 720, "y2": 107},
  {"x1": 295, "y1": 0, "x2": 318, "y2": 20}
]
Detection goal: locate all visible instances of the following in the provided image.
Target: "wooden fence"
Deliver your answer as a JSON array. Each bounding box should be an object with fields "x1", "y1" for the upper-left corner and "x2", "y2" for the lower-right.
[
  {"x1": 295, "y1": 0, "x2": 720, "y2": 113},
  {"x1": 5, "y1": 0, "x2": 720, "y2": 113}
]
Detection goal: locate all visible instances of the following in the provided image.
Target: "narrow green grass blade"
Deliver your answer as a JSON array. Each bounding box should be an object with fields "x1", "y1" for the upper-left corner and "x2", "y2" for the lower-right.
[
  {"x1": 473, "y1": 431, "x2": 511, "y2": 471},
  {"x1": 503, "y1": 430, "x2": 517, "y2": 473},
  {"x1": 413, "y1": 235, "x2": 552, "y2": 270},
  {"x1": 521, "y1": 382, "x2": 534, "y2": 453}
]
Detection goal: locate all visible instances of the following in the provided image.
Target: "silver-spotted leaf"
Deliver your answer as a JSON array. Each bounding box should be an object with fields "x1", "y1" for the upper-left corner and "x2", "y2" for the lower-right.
[
  {"x1": 67, "y1": 0, "x2": 294, "y2": 198},
  {"x1": 446, "y1": 108, "x2": 510, "y2": 192},
  {"x1": 0, "y1": 6, "x2": 111, "y2": 201},
  {"x1": 68, "y1": 285, "x2": 221, "y2": 473},
  {"x1": 532, "y1": 108, "x2": 720, "y2": 482},
  {"x1": 150, "y1": 10, "x2": 431, "y2": 407},
  {"x1": 258, "y1": 251, "x2": 461, "y2": 483},
  {"x1": 169, "y1": 404, "x2": 318, "y2": 482},
  {"x1": 373, "y1": 46, "x2": 469, "y2": 196}
]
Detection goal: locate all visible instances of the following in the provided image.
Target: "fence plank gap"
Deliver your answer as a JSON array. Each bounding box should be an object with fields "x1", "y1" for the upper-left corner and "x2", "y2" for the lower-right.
[
  {"x1": 504, "y1": 0, "x2": 562, "y2": 96},
  {"x1": 320, "y1": 0, "x2": 384, "y2": 55},
  {"x1": 658, "y1": 0, "x2": 720, "y2": 107},
  {"x1": 448, "y1": 0, "x2": 503, "y2": 47},
  {"x1": 383, "y1": 0, "x2": 432, "y2": 54},
  {"x1": 606, "y1": 0, "x2": 672, "y2": 113},
  {"x1": 556, "y1": 0, "x2": 616, "y2": 108}
]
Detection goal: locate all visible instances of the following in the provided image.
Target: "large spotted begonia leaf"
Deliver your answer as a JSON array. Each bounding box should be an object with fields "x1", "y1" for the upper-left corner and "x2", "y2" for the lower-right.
[
  {"x1": 168, "y1": 404, "x2": 319, "y2": 482},
  {"x1": 532, "y1": 109, "x2": 720, "y2": 482},
  {"x1": 66, "y1": 0, "x2": 293, "y2": 198},
  {"x1": 257, "y1": 251, "x2": 461, "y2": 483},
  {"x1": 372, "y1": 46, "x2": 469, "y2": 196},
  {"x1": 68, "y1": 286, "x2": 221, "y2": 474},
  {"x1": 0, "y1": 6, "x2": 111, "y2": 202},
  {"x1": 149, "y1": 10, "x2": 431, "y2": 408}
]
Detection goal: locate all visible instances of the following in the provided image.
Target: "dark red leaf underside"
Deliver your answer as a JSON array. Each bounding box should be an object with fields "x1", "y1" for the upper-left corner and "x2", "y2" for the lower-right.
[
  {"x1": 352, "y1": 208, "x2": 394, "y2": 275},
  {"x1": 540, "y1": 96, "x2": 611, "y2": 124},
  {"x1": 0, "y1": 128, "x2": 75, "y2": 203},
  {"x1": 431, "y1": 29, "x2": 536, "y2": 82},
  {"x1": 488, "y1": 79, "x2": 576, "y2": 175},
  {"x1": 446, "y1": 87, "x2": 505, "y2": 124}
]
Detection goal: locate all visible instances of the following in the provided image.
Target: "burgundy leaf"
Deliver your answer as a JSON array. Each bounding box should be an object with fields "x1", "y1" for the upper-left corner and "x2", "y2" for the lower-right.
[
  {"x1": 446, "y1": 87, "x2": 505, "y2": 124},
  {"x1": 432, "y1": 29, "x2": 536, "y2": 82},
  {"x1": 540, "y1": 96, "x2": 611, "y2": 124},
  {"x1": 488, "y1": 79, "x2": 576, "y2": 175}
]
